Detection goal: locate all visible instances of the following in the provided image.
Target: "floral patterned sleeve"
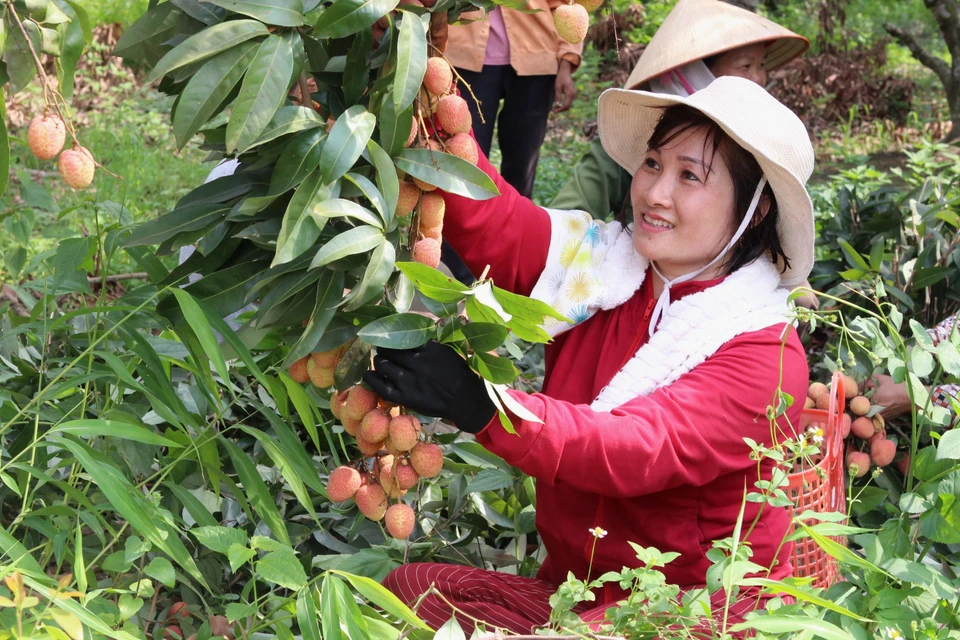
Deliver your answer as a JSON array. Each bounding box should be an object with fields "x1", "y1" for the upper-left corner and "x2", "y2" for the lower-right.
[{"x1": 928, "y1": 314, "x2": 959, "y2": 411}]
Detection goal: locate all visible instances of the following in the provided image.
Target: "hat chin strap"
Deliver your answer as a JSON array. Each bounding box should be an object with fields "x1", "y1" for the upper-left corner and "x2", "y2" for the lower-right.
[{"x1": 648, "y1": 177, "x2": 767, "y2": 337}]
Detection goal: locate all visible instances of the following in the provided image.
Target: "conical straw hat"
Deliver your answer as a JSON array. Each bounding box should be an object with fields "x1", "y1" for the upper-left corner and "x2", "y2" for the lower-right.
[{"x1": 624, "y1": 0, "x2": 809, "y2": 90}]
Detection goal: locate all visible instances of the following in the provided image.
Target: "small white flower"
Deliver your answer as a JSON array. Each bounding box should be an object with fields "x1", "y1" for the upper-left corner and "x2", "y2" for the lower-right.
[
  {"x1": 886, "y1": 628, "x2": 902, "y2": 639},
  {"x1": 589, "y1": 527, "x2": 608, "y2": 539},
  {"x1": 806, "y1": 426, "x2": 824, "y2": 444}
]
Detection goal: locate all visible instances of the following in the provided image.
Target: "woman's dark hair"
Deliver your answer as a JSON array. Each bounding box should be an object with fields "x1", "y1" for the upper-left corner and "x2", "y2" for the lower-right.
[{"x1": 617, "y1": 104, "x2": 791, "y2": 276}]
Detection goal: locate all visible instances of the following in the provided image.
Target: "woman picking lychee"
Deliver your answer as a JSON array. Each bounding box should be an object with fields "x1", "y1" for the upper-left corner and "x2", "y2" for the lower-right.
[{"x1": 363, "y1": 76, "x2": 816, "y2": 634}]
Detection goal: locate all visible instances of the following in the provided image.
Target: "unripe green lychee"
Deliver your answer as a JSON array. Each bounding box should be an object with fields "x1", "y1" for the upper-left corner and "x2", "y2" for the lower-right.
[
  {"x1": 27, "y1": 114, "x2": 66, "y2": 161},
  {"x1": 436, "y1": 95, "x2": 472, "y2": 134},
  {"x1": 409, "y1": 442, "x2": 443, "y2": 478},
  {"x1": 360, "y1": 408, "x2": 391, "y2": 443},
  {"x1": 846, "y1": 451, "x2": 871, "y2": 478},
  {"x1": 849, "y1": 395, "x2": 870, "y2": 416},
  {"x1": 389, "y1": 414, "x2": 421, "y2": 452},
  {"x1": 850, "y1": 416, "x2": 874, "y2": 439},
  {"x1": 870, "y1": 438, "x2": 896, "y2": 467},
  {"x1": 385, "y1": 503, "x2": 416, "y2": 539},
  {"x1": 553, "y1": 3, "x2": 589, "y2": 45},
  {"x1": 396, "y1": 181, "x2": 421, "y2": 217},
  {"x1": 419, "y1": 192, "x2": 445, "y2": 228},
  {"x1": 289, "y1": 357, "x2": 310, "y2": 384},
  {"x1": 307, "y1": 358, "x2": 335, "y2": 388},
  {"x1": 355, "y1": 484, "x2": 388, "y2": 520},
  {"x1": 327, "y1": 466, "x2": 362, "y2": 502},
  {"x1": 58, "y1": 146, "x2": 95, "y2": 189},
  {"x1": 423, "y1": 57, "x2": 454, "y2": 96},
  {"x1": 342, "y1": 386, "x2": 379, "y2": 421},
  {"x1": 413, "y1": 237, "x2": 442, "y2": 268},
  {"x1": 446, "y1": 133, "x2": 479, "y2": 165}
]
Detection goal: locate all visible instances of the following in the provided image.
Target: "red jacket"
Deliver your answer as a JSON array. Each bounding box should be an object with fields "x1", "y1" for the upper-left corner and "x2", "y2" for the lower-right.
[{"x1": 441, "y1": 151, "x2": 807, "y2": 600}]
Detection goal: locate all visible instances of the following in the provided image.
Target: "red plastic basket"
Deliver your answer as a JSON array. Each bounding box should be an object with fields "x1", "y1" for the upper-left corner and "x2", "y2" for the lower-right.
[{"x1": 785, "y1": 370, "x2": 847, "y2": 588}]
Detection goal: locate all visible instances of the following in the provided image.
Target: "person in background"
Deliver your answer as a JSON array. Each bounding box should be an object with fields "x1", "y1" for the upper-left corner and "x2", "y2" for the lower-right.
[{"x1": 867, "y1": 314, "x2": 959, "y2": 419}]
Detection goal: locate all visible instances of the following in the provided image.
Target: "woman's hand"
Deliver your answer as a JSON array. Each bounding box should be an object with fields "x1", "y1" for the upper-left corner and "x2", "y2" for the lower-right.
[
  {"x1": 553, "y1": 60, "x2": 576, "y2": 113},
  {"x1": 363, "y1": 341, "x2": 497, "y2": 434},
  {"x1": 864, "y1": 374, "x2": 922, "y2": 419}
]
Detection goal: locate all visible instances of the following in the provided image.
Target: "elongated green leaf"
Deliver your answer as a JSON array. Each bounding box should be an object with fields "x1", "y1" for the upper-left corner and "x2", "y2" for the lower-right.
[
  {"x1": 174, "y1": 41, "x2": 258, "y2": 149},
  {"x1": 393, "y1": 13, "x2": 427, "y2": 111},
  {"x1": 313, "y1": 0, "x2": 400, "y2": 38},
  {"x1": 357, "y1": 313, "x2": 434, "y2": 348},
  {"x1": 378, "y1": 95, "x2": 413, "y2": 157},
  {"x1": 171, "y1": 0, "x2": 227, "y2": 24},
  {"x1": 731, "y1": 615, "x2": 854, "y2": 640},
  {"x1": 222, "y1": 439, "x2": 292, "y2": 546},
  {"x1": 320, "y1": 574, "x2": 344, "y2": 640},
  {"x1": 0, "y1": 101, "x2": 8, "y2": 198},
  {"x1": 368, "y1": 140, "x2": 398, "y2": 227},
  {"x1": 240, "y1": 426, "x2": 319, "y2": 521},
  {"x1": 145, "y1": 19, "x2": 268, "y2": 83},
  {"x1": 256, "y1": 550, "x2": 308, "y2": 590},
  {"x1": 344, "y1": 173, "x2": 388, "y2": 226},
  {"x1": 208, "y1": 0, "x2": 304, "y2": 25},
  {"x1": 738, "y1": 578, "x2": 872, "y2": 621},
  {"x1": 318, "y1": 105, "x2": 377, "y2": 184},
  {"x1": 285, "y1": 270, "x2": 346, "y2": 365},
  {"x1": 343, "y1": 26, "x2": 372, "y2": 106},
  {"x1": 798, "y1": 522, "x2": 893, "y2": 578},
  {"x1": 173, "y1": 289, "x2": 231, "y2": 386},
  {"x1": 311, "y1": 198, "x2": 382, "y2": 228},
  {"x1": 6, "y1": 17, "x2": 41, "y2": 94},
  {"x1": 297, "y1": 587, "x2": 323, "y2": 640},
  {"x1": 226, "y1": 34, "x2": 295, "y2": 153},
  {"x1": 113, "y1": 2, "x2": 179, "y2": 62},
  {"x1": 253, "y1": 105, "x2": 326, "y2": 146},
  {"x1": 395, "y1": 149, "x2": 499, "y2": 199},
  {"x1": 53, "y1": 0, "x2": 85, "y2": 100},
  {"x1": 279, "y1": 372, "x2": 323, "y2": 453},
  {"x1": 124, "y1": 203, "x2": 230, "y2": 247},
  {"x1": 471, "y1": 352, "x2": 518, "y2": 384},
  {"x1": 330, "y1": 571, "x2": 432, "y2": 630},
  {"x1": 397, "y1": 261, "x2": 468, "y2": 302},
  {"x1": 63, "y1": 0, "x2": 92, "y2": 42},
  {"x1": 309, "y1": 226, "x2": 383, "y2": 269},
  {"x1": 343, "y1": 238, "x2": 395, "y2": 311},
  {"x1": 269, "y1": 128, "x2": 327, "y2": 195},
  {"x1": 49, "y1": 420, "x2": 182, "y2": 448},
  {"x1": 274, "y1": 173, "x2": 339, "y2": 266}
]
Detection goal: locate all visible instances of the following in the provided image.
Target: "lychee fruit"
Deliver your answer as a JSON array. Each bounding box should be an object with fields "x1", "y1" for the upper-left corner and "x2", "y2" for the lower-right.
[
  {"x1": 331, "y1": 390, "x2": 348, "y2": 420},
  {"x1": 307, "y1": 358, "x2": 335, "y2": 388},
  {"x1": 867, "y1": 429, "x2": 886, "y2": 445},
  {"x1": 846, "y1": 451, "x2": 871, "y2": 478},
  {"x1": 385, "y1": 503, "x2": 416, "y2": 539},
  {"x1": 355, "y1": 484, "x2": 388, "y2": 521},
  {"x1": 803, "y1": 396, "x2": 816, "y2": 409},
  {"x1": 357, "y1": 434, "x2": 384, "y2": 457},
  {"x1": 436, "y1": 95, "x2": 472, "y2": 134},
  {"x1": 807, "y1": 382, "x2": 828, "y2": 401},
  {"x1": 27, "y1": 114, "x2": 66, "y2": 161},
  {"x1": 851, "y1": 416, "x2": 875, "y2": 440},
  {"x1": 419, "y1": 192, "x2": 445, "y2": 228},
  {"x1": 289, "y1": 357, "x2": 310, "y2": 384},
  {"x1": 842, "y1": 374, "x2": 858, "y2": 399},
  {"x1": 423, "y1": 57, "x2": 453, "y2": 96},
  {"x1": 849, "y1": 395, "x2": 870, "y2": 416},
  {"x1": 58, "y1": 146, "x2": 96, "y2": 189},
  {"x1": 419, "y1": 223, "x2": 442, "y2": 241},
  {"x1": 394, "y1": 459, "x2": 420, "y2": 490},
  {"x1": 413, "y1": 177, "x2": 438, "y2": 192},
  {"x1": 360, "y1": 408, "x2": 391, "y2": 443},
  {"x1": 384, "y1": 437, "x2": 402, "y2": 456},
  {"x1": 870, "y1": 438, "x2": 896, "y2": 467},
  {"x1": 575, "y1": 0, "x2": 603, "y2": 11},
  {"x1": 417, "y1": 87, "x2": 439, "y2": 116},
  {"x1": 405, "y1": 117, "x2": 419, "y2": 148},
  {"x1": 553, "y1": 3, "x2": 589, "y2": 45},
  {"x1": 409, "y1": 442, "x2": 443, "y2": 478},
  {"x1": 342, "y1": 386, "x2": 379, "y2": 421},
  {"x1": 327, "y1": 466, "x2": 362, "y2": 502},
  {"x1": 815, "y1": 392, "x2": 831, "y2": 411},
  {"x1": 840, "y1": 412, "x2": 852, "y2": 438},
  {"x1": 396, "y1": 181, "x2": 421, "y2": 217},
  {"x1": 446, "y1": 133, "x2": 479, "y2": 165},
  {"x1": 413, "y1": 237, "x2": 442, "y2": 268},
  {"x1": 389, "y1": 414, "x2": 421, "y2": 451},
  {"x1": 311, "y1": 349, "x2": 340, "y2": 368},
  {"x1": 342, "y1": 414, "x2": 361, "y2": 437},
  {"x1": 895, "y1": 454, "x2": 910, "y2": 476}
]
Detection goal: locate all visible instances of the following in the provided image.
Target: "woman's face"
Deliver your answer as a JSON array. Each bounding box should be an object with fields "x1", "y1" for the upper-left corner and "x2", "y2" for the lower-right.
[
  {"x1": 630, "y1": 126, "x2": 738, "y2": 281},
  {"x1": 709, "y1": 42, "x2": 768, "y2": 86}
]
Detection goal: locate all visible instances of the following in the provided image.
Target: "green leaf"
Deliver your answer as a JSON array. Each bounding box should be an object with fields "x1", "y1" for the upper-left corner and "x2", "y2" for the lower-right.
[
  {"x1": 171, "y1": 0, "x2": 227, "y2": 24},
  {"x1": 320, "y1": 574, "x2": 344, "y2": 640},
  {"x1": 462, "y1": 322, "x2": 508, "y2": 353},
  {"x1": 395, "y1": 149, "x2": 499, "y2": 199},
  {"x1": 207, "y1": 0, "x2": 304, "y2": 25},
  {"x1": 49, "y1": 420, "x2": 182, "y2": 448},
  {"x1": 144, "y1": 557, "x2": 176, "y2": 589},
  {"x1": 343, "y1": 237, "x2": 395, "y2": 311},
  {"x1": 256, "y1": 549, "x2": 307, "y2": 590},
  {"x1": 124, "y1": 203, "x2": 230, "y2": 247},
  {"x1": 378, "y1": 95, "x2": 413, "y2": 157},
  {"x1": 311, "y1": 197, "x2": 382, "y2": 228},
  {"x1": 174, "y1": 41, "x2": 258, "y2": 149},
  {"x1": 368, "y1": 140, "x2": 398, "y2": 226},
  {"x1": 731, "y1": 615, "x2": 854, "y2": 640},
  {"x1": 173, "y1": 288, "x2": 231, "y2": 388},
  {"x1": 329, "y1": 570, "x2": 432, "y2": 630},
  {"x1": 269, "y1": 128, "x2": 327, "y2": 195},
  {"x1": 0, "y1": 101, "x2": 8, "y2": 198},
  {"x1": 222, "y1": 438, "x2": 291, "y2": 546},
  {"x1": 313, "y1": 0, "x2": 400, "y2": 39},
  {"x1": 343, "y1": 26, "x2": 372, "y2": 106},
  {"x1": 228, "y1": 543, "x2": 256, "y2": 572},
  {"x1": 254, "y1": 105, "x2": 326, "y2": 146},
  {"x1": 309, "y1": 225, "x2": 383, "y2": 269},
  {"x1": 357, "y1": 313, "x2": 435, "y2": 348},
  {"x1": 470, "y1": 352, "x2": 518, "y2": 384},
  {"x1": 145, "y1": 20, "x2": 269, "y2": 83},
  {"x1": 296, "y1": 587, "x2": 323, "y2": 640},
  {"x1": 284, "y1": 270, "x2": 346, "y2": 365},
  {"x1": 837, "y1": 240, "x2": 871, "y2": 272},
  {"x1": 53, "y1": 0, "x2": 85, "y2": 100},
  {"x1": 192, "y1": 525, "x2": 249, "y2": 554},
  {"x1": 433, "y1": 617, "x2": 466, "y2": 640},
  {"x1": 273, "y1": 173, "x2": 339, "y2": 266},
  {"x1": 227, "y1": 34, "x2": 295, "y2": 153},
  {"x1": 737, "y1": 578, "x2": 871, "y2": 621},
  {"x1": 113, "y1": 2, "x2": 180, "y2": 63},
  {"x1": 239, "y1": 425, "x2": 320, "y2": 522},
  {"x1": 910, "y1": 265, "x2": 952, "y2": 290},
  {"x1": 396, "y1": 261, "x2": 469, "y2": 302},
  {"x1": 5, "y1": 17, "x2": 41, "y2": 94},
  {"x1": 63, "y1": 0, "x2": 92, "y2": 42},
  {"x1": 318, "y1": 105, "x2": 377, "y2": 184},
  {"x1": 344, "y1": 173, "x2": 388, "y2": 227},
  {"x1": 225, "y1": 602, "x2": 257, "y2": 622},
  {"x1": 937, "y1": 430, "x2": 960, "y2": 460},
  {"x1": 393, "y1": 13, "x2": 427, "y2": 111}
]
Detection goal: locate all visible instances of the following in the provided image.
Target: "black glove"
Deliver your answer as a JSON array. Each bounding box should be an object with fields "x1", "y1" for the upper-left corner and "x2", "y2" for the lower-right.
[{"x1": 362, "y1": 341, "x2": 497, "y2": 434}]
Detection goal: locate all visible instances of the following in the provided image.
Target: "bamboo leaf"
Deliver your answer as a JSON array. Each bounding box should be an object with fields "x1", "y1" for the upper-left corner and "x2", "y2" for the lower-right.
[
  {"x1": 49, "y1": 420, "x2": 182, "y2": 448},
  {"x1": 222, "y1": 439, "x2": 291, "y2": 546}
]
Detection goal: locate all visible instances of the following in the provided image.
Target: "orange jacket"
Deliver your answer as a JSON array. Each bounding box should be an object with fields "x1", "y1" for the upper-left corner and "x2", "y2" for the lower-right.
[{"x1": 445, "y1": 0, "x2": 584, "y2": 76}]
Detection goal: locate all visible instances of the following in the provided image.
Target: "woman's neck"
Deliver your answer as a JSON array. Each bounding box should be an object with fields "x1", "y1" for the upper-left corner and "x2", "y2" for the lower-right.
[{"x1": 650, "y1": 262, "x2": 727, "y2": 298}]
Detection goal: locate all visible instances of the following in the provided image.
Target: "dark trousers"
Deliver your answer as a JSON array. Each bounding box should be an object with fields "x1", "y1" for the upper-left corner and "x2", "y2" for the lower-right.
[{"x1": 441, "y1": 65, "x2": 556, "y2": 283}]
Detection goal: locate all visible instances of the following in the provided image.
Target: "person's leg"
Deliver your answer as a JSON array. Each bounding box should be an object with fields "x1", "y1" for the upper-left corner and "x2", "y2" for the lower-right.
[
  {"x1": 384, "y1": 563, "x2": 557, "y2": 635},
  {"x1": 496, "y1": 70, "x2": 556, "y2": 199},
  {"x1": 453, "y1": 66, "x2": 506, "y2": 157}
]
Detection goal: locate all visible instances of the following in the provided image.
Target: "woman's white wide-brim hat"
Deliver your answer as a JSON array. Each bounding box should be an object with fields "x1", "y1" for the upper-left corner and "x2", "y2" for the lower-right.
[
  {"x1": 625, "y1": 0, "x2": 809, "y2": 90},
  {"x1": 597, "y1": 76, "x2": 815, "y2": 288}
]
